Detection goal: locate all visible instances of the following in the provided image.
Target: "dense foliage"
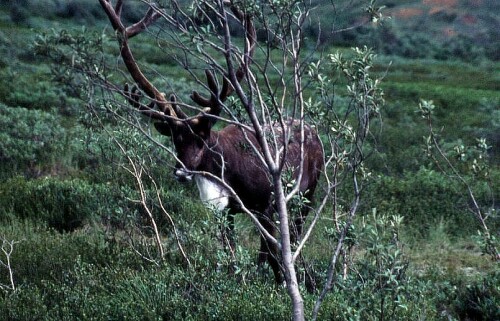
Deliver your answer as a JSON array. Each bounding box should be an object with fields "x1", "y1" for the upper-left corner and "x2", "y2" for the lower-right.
[{"x1": 0, "y1": 1, "x2": 498, "y2": 320}]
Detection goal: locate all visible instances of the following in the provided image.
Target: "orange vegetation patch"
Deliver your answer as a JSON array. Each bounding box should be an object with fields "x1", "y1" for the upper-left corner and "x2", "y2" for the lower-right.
[
  {"x1": 393, "y1": 8, "x2": 424, "y2": 19},
  {"x1": 461, "y1": 14, "x2": 477, "y2": 25},
  {"x1": 422, "y1": 0, "x2": 458, "y2": 6},
  {"x1": 428, "y1": 7, "x2": 446, "y2": 15}
]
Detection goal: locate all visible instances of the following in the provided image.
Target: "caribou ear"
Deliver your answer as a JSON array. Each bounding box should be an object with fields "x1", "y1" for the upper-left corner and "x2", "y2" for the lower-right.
[
  {"x1": 196, "y1": 120, "x2": 211, "y2": 139},
  {"x1": 189, "y1": 117, "x2": 211, "y2": 140},
  {"x1": 153, "y1": 122, "x2": 172, "y2": 136}
]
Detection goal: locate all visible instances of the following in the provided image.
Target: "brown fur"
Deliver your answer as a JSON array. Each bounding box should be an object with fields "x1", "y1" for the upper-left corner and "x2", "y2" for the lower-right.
[{"x1": 159, "y1": 120, "x2": 324, "y2": 283}]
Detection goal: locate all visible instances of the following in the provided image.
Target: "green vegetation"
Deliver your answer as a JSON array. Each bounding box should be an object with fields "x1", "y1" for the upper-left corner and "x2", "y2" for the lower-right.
[{"x1": 0, "y1": 1, "x2": 498, "y2": 320}]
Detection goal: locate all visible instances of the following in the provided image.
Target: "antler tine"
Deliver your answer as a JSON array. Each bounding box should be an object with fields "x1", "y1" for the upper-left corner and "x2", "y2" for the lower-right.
[
  {"x1": 115, "y1": 0, "x2": 124, "y2": 17},
  {"x1": 169, "y1": 94, "x2": 189, "y2": 119},
  {"x1": 122, "y1": 83, "x2": 168, "y2": 120},
  {"x1": 127, "y1": 5, "x2": 162, "y2": 39},
  {"x1": 124, "y1": 83, "x2": 142, "y2": 109},
  {"x1": 191, "y1": 69, "x2": 220, "y2": 107},
  {"x1": 123, "y1": 83, "x2": 189, "y2": 121}
]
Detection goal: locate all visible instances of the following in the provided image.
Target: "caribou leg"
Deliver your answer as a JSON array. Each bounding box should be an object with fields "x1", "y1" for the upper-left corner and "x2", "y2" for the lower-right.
[{"x1": 257, "y1": 208, "x2": 284, "y2": 284}]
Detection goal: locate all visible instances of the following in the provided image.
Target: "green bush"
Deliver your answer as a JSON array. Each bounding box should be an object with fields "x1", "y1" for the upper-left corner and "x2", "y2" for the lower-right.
[
  {"x1": 0, "y1": 176, "x2": 129, "y2": 231},
  {"x1": 0, "y1": 285, "x2": 48, "y2": 320},
  {"x1": 0, "y1": 220, "x2": 146, "y2": 291},
  {"x1": 0, "y1": 209, "x2": 494, "y2": 320},
  {"x1": 314, "y1": 277, "x2": 438, "y2": 320},
  {"x1": 54, "y1": 0, "x2": 105, "y2": 22},
  {"x1": 0, "y1": 104, "x2": 67, "y2": 177},
  {"x1": 9, "y1": 2, "x2": 30, "y2": 25},
  {"x1": 451, "y1": 271, "x2": 500, "y2": 320},
  {"x1": 0, "y1": 260, "x2": 291, "y2": 321},
  {"x1": 0, "y1": 64, "x2": 64, "y2": 111},
  {"x1": 362, "y1": 168, "x2": 480, "y2": 236},
  {"x1": 311, "y1": 213, "x2": 440, "y2": 320},
  {"x1": 429, "y1": 270, "x2": 500, "y2": 321}
]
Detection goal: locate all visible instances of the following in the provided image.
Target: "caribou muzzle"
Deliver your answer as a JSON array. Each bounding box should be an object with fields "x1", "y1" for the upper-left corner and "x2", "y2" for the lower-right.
[{"x1": 174, "y1": 168, "x2": 193, "y2": 182}]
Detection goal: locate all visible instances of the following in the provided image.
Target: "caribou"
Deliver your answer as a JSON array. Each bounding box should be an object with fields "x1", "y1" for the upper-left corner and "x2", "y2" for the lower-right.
[{"x1": 98, "y1": 0, "x2": 324, "y2": 283}]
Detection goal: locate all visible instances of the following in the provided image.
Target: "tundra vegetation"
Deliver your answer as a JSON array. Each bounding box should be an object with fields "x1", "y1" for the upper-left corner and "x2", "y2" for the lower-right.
[{"x1": 0, "y1": 0, "x2": 499, "y2": 320}]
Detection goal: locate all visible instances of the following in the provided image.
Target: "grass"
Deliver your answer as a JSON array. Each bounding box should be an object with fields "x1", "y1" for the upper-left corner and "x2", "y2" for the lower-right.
[
  {"x1": 376, "y1": 57, "x2": 500, "y2": 105},
  {"x1": 377, "y1": 58, "x2": 500, "y2": 90},
  {"x1": 405, "y1": 225, "x2": 496, "y2": 280}
]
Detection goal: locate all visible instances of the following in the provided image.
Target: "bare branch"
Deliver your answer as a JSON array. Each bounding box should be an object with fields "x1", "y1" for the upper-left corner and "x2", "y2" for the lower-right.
[{"x1": 0, "y1": 238, "x2": 19, "y2": 291}]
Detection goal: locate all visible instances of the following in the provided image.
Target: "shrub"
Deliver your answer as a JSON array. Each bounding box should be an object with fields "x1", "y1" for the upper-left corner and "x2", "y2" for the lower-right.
[
  {"x1": 1, "y1": 262, "x2": 291, "y2": 320},
  {"x1": 55, "y1": 1, "x2": 103, "y2": 21},
  {"x1": 0, "y1": 176, "x2": 129, "y2": 231},
  {"x1": 0, "y1": 104, "x2": 67, "y2": 177},
  {"x1": 309, "y1": 214, "x2": 439, "y2": 320},
  {"x1": 9, "y1": 2, "x2": 30, "y2": 25},
  {"x1": 362, "y1": 168, "x2": 479, "y2": 236},
  {"x1": 451, "y1": 271, "x2": 500, "y2": 321},
  {"x1": 431, "y1": 270, "x2": 500, "y2": 321},
  {"x1": 0, "y1": 285, "x2": 48, "y2": 320},
  {"x1": 0, "y1": 219, "x2": 145, "y2": 289},
  {"x1": 314, "y1": 277, "x2": 438, "y2": 320},
  {"x1": 0, "y1": 64, "x2": 65, "y2": 111}
]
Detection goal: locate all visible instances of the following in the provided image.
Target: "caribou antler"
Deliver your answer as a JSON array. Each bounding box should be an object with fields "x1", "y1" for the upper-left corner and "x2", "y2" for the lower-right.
[
  {"x1": 99, "y1": 0, "x2": 177, "y2": 119},
  {"x1": 123, "y1": 83, "x2": 188, "y2": 120},
  {"x1": 99, "y1": 0, "x2": 256, "y2": 125}
]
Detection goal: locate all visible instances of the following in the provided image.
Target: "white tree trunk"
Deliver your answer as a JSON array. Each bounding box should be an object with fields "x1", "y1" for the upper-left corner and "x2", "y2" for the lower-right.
[{"x1": 273, "y1": 174, "x2": 305, "y2": 321}]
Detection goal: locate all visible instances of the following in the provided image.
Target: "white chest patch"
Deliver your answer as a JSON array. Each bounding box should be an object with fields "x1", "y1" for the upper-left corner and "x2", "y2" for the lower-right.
[{"x1": 194, "y1": 176, "x2": 230, "y2": 211}]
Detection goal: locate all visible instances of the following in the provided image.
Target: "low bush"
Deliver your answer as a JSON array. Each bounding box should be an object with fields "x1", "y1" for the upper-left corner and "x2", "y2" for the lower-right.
[
  {"x1": 314, "y1": 277, "x2": 438, "y2": 320},
  {"x1": 9, "y1": 3, "x2": 30, "y2": 25},
  {"x1": 54, "y1": 0, "x2": 105, "y2": 21},
  {"x1": 0, "y1": 198, "x2": 494, "y2": 320},
  {"x1": 0, "y1": 259, "x2": 290, "y2": 321},
  {"x1": 451, "y1": 270, "x2": 500, "y2": 321},
  {"x1": 0, "y1": 104, "x2": 67, "y2": 177},
  {"x1": 311, "y1": 213, "x2": 440, "y2": 320},
  {"x1": 0, "y1": 220, "x2": 142, "y2": 289},
  {"x1": 429, "y1": 269, "x2": 500, "y2": 321},
  {"x1": 0, "y1": 176, "x2": 130, "y2": 231},
  {"x1": 362, "y1": 168, "x2": 481, "y2": 236},
  {"x1": 0, "y1": 64, "x2": 64, "y2": 111}
]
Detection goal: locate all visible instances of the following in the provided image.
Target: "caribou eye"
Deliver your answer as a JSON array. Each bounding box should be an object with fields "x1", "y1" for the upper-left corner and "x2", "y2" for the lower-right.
[
  {"x1": 153, "y1": 122, "x2": 172, "y2": 136},
  {"x1": 198, "y1": 130, "x2": 206, "y2": 138}
]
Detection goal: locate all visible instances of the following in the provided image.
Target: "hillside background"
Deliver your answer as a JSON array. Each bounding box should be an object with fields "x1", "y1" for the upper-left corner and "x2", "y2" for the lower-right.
[
  {"x1": 4, "y1": 0, "x2": 500, "y2": 61},
  {"x1": 325, "y1": 0, "x2": 500, "y2": 61}
]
